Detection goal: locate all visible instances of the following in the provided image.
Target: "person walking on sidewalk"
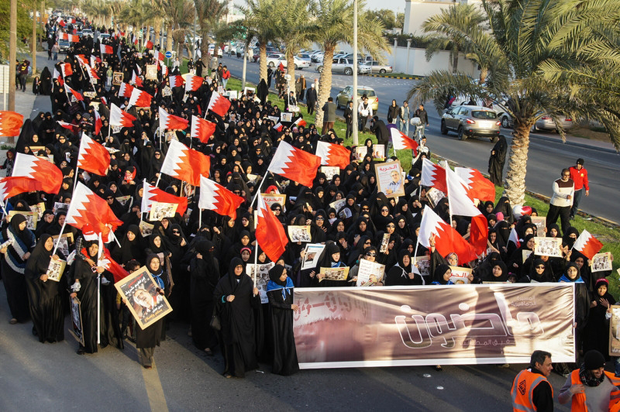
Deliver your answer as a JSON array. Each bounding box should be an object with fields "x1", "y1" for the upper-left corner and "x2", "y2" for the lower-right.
[
  {"x1": 413, "y1": 104, "x2": 429, "y2": 139},
  {"x1": 569, "y1": 158, "x2": 589, "y2": 219},
  {"x1": 546, "y1": 168, "x2": 574, "y2": 235},
  {"x1": 399, "y1": 101, "x2": 410, "y2": 136},
  {"x1": 344, "y1": 101, "x2": 354, "y2": 140}
]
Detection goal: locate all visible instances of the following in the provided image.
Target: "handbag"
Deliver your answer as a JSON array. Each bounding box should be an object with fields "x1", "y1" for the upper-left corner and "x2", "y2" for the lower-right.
[{"x1": 210, "y1": 310, "x2": 221, "y2": 331}]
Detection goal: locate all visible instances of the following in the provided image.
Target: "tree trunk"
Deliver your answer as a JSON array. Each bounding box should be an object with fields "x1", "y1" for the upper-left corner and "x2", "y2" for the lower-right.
[
  {"x1": 479, "y1": 66, "x2": 488, "y2": 84},
  {"x1": 259, "y1": 42, "x2": 267, "y2": 83},
  {"x1": 154, "y1": 19, "x2": 162, "y2": 48},
  {"x1": 452, "y1": 49, "x2": 458, "y2": 73},
  {"x1": 504, "y1": 121, "x2": 533, "y2": 206},
  {"x1": 32, "y1": 7, "x2": 37, "y2": 76},
  {"x1": 200, "y1": 27, "x2": 210, "y2": 68},
  {"x1": 166, "y1": 23, "x2": 173, "y2": 52},
  {"x1": 314, "y1": 46, "x2": 334, "y2": 126},
  {"x1": 286, "y1": 51, "x2": 295, "y2": 94}
]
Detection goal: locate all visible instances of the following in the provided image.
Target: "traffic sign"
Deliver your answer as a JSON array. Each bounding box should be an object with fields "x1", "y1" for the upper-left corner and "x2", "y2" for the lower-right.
[{"x1": 165, "y1": 51, "x2": 173, "y2": 59}]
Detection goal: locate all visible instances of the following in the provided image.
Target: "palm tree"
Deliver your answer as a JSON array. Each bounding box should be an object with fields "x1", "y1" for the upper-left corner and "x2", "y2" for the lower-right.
[
  {"x1": 408, "y1": 0, "x2": 620, "y2": 206},
  {"x1": 194, "y1": 0, "x2": 228, "y2": 65},
  {"x1": 243, "y1": 0, "x2": 281, "y2": 83},
  {"x1": 421, "y1": 4, "x2": 486, "y2": 74},
  {"x1": 311, "y1": 0, "x2": 388, "y2": 125}
]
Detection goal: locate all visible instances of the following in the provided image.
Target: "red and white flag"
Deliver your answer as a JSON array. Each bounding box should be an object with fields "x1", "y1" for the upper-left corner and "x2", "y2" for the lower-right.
[
  {"x1": 185, "y1": 75, "x2": 203, "y2": 92},
  {"x1": 57, "y1": 19, "x2": 66, "y2": 27},
  {"x1": 198, "y1": 175, "x2": 245, "y2": 219},
  {"x1": 83, "y1": 64, "x2": 100, "y2": 81},
  {"x1": 0, "y1": 176, "x2": 45, "y2": 202},
  {"x1": 66, "y1": 182, "x2": 123, "y2": 243},
  {"x1": 118, "y1": 82, "x2": 134, "y2": 98},
  {"x1": 315, "y1": 141, "x2": 350, "y2": 170},
  {"x1": 60, "y1": 63, "x2": 73, "y2": 78},
  {"x1": 169, "y1": 75, "x2": 184, "y2": 88},
  {"x1": 255, "y1": 194, "x2": 288, "y2": 262},
  {"x1": 418, "y1": 205, "x2": 477, "y2": 264},
  {"x1": 98, "y1": 246, "x2": 129, "y2": 282},
  {"x1": 191, "y1": 115, "x2": 216, "y2": 143},
  {"x1": 128, "y1": 88, "x2": 153, "y2": 108},
  {"x1": 293, "y1": 117, "x2": 307, "y2": 128},
  {"x1": 141, "y1": 181, "x2": 188, "y2": 216},
  {"x1": 207, "y1": 91, "x2": 231, "y2": 117},
  {"x1": 93, "y1": 108, "x2": 103, "y2": 136},
  {"x1": 57, "y1": 120, "x2": 75, "y2": 132},
  {"x1": 58, "y1": 32, "x2": 68, "y2": 40},
  {"x1": 145, "y1": 40, "x2": 153, "y2": 50},
  {"x1": 388, "y1": 125, "x2": 418, "y2": 154},
  {"x1": 268, "y1": 141, "x2": 321, "y2": 188},
  {"x1": 0, "y1": 111, "x2": 24, "y2": 137},
  {"x1": 100, "y1": 44, "x2": 113, "y2": 54},
  {"x1": 159, "y1": 60, "x2": 169, "y2": 77},
  {"x1": 109, "y1": 103, "x2": 136, "y2": 127},
  {"x1": 421, "y1": 158, "x2": 447, "y2": 194},
  {"x1": 12, "y1": 153, "x2": 63, "y2": 194},
  {"x1": 572, "y1": 229, "x2": 604, "y2": 260},
  {"x1": 508, "y1": 227, "x2": 520, "y2": 248},
  {"x1": 53, "y1": 68, "x2": 64, "y2": 86},
  {"x1": 78, "y1": 133, "x2": 111, "y2": 176},
  {"x1": 68, "y1": 34, "x2": 80, "y2": 43},
  {"x1": 160, "y1": 140, "x2": 210, "y2": 186},
  {"x1": 274, "y1": 123, "x2": 283, "y2": 132},
  {"x1": 455, "y1": 167, "x2": 496, "y2": 202},
  {"x1": 159, "y1": 107, "x2": 189, "y2": 131},
  {"x1": 65, "y1": 83, "x2": 84, "y2": 101},
  {"x1": 75, "y1": 54, "x2": 88, "y2": 66},
  {"x1": 152, "y1": 50, "x2": 164, "y2": 61},
  {"x1": 132, "y1": 70, "x2": 143, "y2": 87}
]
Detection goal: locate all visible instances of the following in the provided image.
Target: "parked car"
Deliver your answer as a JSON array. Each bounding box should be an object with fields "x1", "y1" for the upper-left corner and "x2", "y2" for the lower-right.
[
  {"x1": 58, "y1": 39, "x2": 71, "y2": 52},
  {"x1": 297, "y1": 53, "x2": 312, "y2": 62},
  {"x1": 266, "y1": 55, "x2": 311, "y2": 69},
  {"x1": 336, "y1": 86, "x2": 379, "y2": 111},
  {"x1": 361, "y1": 61, "x2": 393, "y2": 74},
  {"x1": 499, "y1": 112, "x2": 574, "y2": 132},
  {"x1": 441, "y1": 105, "x2": 501, "y2": 142},
  {"x1": 316, "y1": 58, "x2": 370, "y2": 75},
  {"x1": 311, "y1": 52, "x2": 324, "y2": 63}
]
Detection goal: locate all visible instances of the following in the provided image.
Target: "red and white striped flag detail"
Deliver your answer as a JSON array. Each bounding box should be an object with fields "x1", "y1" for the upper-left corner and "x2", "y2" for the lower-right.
[
  {"x1": 169, "y1": 75, "x2": 184, "y2": 88},
  {"x1": 160, "y1": 140, "x2": 210, "y2": 186},
  {"x1": 152, "y1": 50, "x2": 164, "y2": 61},
  {"x1": 255, "y1": 194, "x2": 289, "y2": 262},
  {"x1": 132, "y1": 71, "x2": 143, "y2": 87},
  {"x1": 191, "y1": 115, "x2": 216, "y2": 143},
  {"x1": 185, "y1": 75, "x2": 203, "y2": 92},
  {"x1": 100, "y1": 44, "x2": 113, "y2": 54},
  {"x1": 388, "y1": 125, "x2": 418, "y2": 154},
  {"x1": 455, "y1": 167, "x2": 496, "y2": 202},
  {"x1": 0, "y1": 176, "x2": 45, "y2": 202},
  {"x1": 128, "y1": 88, "x2": 153, "y2": 108},
  {"x1": 274, "y1": 123, "x2": 283, "y2": 132},
  {"x1": 207, "y1": 91, "x2": 231, "y2": 117},
  {"x1": 141, "y1": 180, "x2": 188, "y2": 216},
  {"x1": 57, "y1": 120, "x2": 75, "y2": 131},
  {"x1": 93, "y1": 108, "x2": 102, "y2": 136},
  {"x1": 572, "y1": 229, "x2": 604, "y2": 260},
  {"x1": 315, "y1": 141, "x2": 350, "y2": 170},
  {"x1": 0, "y1": 111, "x2": 24, "y2": 137},
  {"x1": 421, "y1": 158, "x2": 447, "y2": 194},
  {"x1": 60, "y1": 63, "x2": 73, "y2": 78},
  {"x1": 268, "y1": 141, "x2": 321, "y2": 188},
  {"x1": 198, "y1": 175, "x2": 245, "y2": 220},
  {"x1": 418, "y1": 205, "x2": 477, "y2": 264},
  {"x1": 109, "y1": 103, "x2": 136, "y2": 127},
  {"x1": 53, "y1": 68, "x2": 63, "y2": 86},
  {"x1": 65, "y1": 83, "x2": 84, "y2": 101},
  {"x1": 118, "y1": 82, "x2": 134, "y2": 98},
  {"x1": 293, "y1": 117, "x2": 307, "y2": 128},
  {"x1": 66, "y1": 182, "x2": 123, "y2": 243},
  {"x1": 159, "y1": 107, "x2": 189, "y2": 131},
  {"x1": 78, "y1": 133, "x2": 111, "y2": 176},
  {"x1": 68, "y1": 34, "x2": 80, "y2": 42},
  {"x1": 145, "y1": 40, "x2": 153, "y2": 50},
  {"x1": 12, "y1": 153, "x2": 63, "y2": 194}
]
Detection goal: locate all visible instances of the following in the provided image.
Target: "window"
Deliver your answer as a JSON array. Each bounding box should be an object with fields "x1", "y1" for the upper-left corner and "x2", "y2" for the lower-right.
[{"x1": 472, "y1": 111, "x2": 497, "y2": 119}]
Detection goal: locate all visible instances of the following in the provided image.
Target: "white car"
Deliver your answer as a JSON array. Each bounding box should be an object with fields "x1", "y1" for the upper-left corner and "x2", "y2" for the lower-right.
[{"x1": 266, "y1": 55, "x2": 311, "y2": 70}]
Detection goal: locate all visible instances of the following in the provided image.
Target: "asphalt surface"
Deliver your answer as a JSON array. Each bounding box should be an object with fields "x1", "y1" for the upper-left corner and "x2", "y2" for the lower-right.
[{"x1": 221, "y1": 55, "x2": 620, "y2": 225}]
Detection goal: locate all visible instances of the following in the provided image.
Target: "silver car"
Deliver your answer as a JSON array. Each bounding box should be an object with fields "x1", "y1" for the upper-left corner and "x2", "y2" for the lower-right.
[
  {"x1": 361, "y1": 61, "x2": 393, "y2": 74},
  {"x1": 441, "y1": 105, "x2": 501, "y2": 142},
  {"x1": 500, "y1": 113, "x2": 574, "y2": 132}
]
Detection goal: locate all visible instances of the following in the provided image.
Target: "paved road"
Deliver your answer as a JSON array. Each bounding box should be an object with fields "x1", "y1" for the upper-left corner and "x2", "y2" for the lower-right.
[{"x1": 221, "y1": 55, "x2": 620, "y2": 224}]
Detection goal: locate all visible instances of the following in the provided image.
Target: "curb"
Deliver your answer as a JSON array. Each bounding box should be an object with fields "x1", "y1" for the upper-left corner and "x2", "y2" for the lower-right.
[{"x1": 366, "y1": 74, "x2": 421, "y2": 80}]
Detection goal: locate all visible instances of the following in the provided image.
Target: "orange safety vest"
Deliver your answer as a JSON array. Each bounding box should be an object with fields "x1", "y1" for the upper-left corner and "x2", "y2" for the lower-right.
[
  {"x1": 511, "y1": 369, "x2": 554, "y2": 412},
  {"x1": 568, "y1": 369, "x2": 620, "y2": 411}
]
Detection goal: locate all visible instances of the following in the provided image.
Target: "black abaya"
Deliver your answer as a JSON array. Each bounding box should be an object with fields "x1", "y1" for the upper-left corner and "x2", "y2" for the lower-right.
[
  {"x1": 488, "y1": 135, "x2": 507, "y2": 186},
  {"x1": 189, "y1": 240, "x2": 220, "y2": 351}
]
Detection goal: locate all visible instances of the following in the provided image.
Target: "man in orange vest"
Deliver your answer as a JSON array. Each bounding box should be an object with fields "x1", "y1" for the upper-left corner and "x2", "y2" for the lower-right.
[
  {"x1": 511, "y1": 350, "x2": 554, "y2": 411},
  {"x1": 558, "y1": 350, "x2": 620, "y2": 411}
]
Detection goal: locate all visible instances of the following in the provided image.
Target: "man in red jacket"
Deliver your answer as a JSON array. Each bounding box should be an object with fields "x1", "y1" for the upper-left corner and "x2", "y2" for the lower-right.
[{"x1": 569, "y1": 158, "x2": 589, "y2": 219}]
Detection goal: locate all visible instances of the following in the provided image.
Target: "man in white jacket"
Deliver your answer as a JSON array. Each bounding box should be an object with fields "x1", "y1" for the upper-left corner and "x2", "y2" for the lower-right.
[{"x1": 546, "y1": 168, "x2": 574, "y2": 235}]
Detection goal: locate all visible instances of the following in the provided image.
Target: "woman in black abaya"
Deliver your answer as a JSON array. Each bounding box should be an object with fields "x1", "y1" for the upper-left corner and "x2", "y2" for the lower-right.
[
  {"x1": 0, "y1": 214, "x2": 36, "y2": 323},
  {"x1": 267, "y1": 264, "x2": 299, "y2": 376},
  {"x1": 214, "y1": 257, "x2": 261, "y2": 378},
  {"x1": 189, "y1": 240, "x2": 220, "y2": 355},
  {"x1": 488, "y1": 135, "x2": 507, "y2": 186},
  {"x1": 25, "y1": 234, "x2": 65, "y2": 342}
]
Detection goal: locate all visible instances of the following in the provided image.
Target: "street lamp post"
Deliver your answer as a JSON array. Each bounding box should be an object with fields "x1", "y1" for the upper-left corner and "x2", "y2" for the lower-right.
[{"x1": 352, "y1": 0, "x2": 358, "y2": 146}]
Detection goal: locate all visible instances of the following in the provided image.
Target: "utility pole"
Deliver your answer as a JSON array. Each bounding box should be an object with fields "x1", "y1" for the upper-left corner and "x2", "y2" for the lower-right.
[
  {"x1": 9, "y1": 0, "x2": 17, "y2": 120},
  {"x1": 352, "y1": 0, "x2": 359, "y2": 146},
  {"x1": 32, "y1": 5, "x2": 38, "y2": 76}
]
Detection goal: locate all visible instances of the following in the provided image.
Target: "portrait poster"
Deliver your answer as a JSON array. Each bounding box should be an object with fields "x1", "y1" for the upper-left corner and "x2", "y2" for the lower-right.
[
  {"x1": 116, "y1": 195, "x2": 132, "y2": 207},
  {"x1": 46, "y1": 258, "x2": 67, "y2": 282},
  {"x1": 261, "y1": 193, "x2": 287, "y2": 212},
  {"x1": 329, "y1": 198, "x2": 346, "y2": 213},
  {"x1": 449, "y1": 266, "x2": 472, "y2": 284},
  {"x1": 413, "y1": 255, "x2": 430, "y2": 280},
  {"x1": 83, "y1": 91, "x2": 97, "y2": 98},
  {"x1": 320, "y1": 166, "x2": 340, "y2": 182},
  {"x1": 425, "y1": 187, "x2": 445, "y2": 209},
  {"x1": 139, "y1": 221, "x2": 154, "y2": 237},
  {"x1": 29, "y1": 146, "x2": 46, "y2": 156},
  {"x1": 288, "y1": 225, "x2": 312, "y2": 242},
  {"x1": 30, "y1": 202, "x2": 46, "y2": 217},
  {"x1": 533, "y1": 237, "x2": 562, "y2": 258},
  {"x1": 149, "y1": 202, "x2": 178, "y2": 221},
  {"x1": 375, "y1": 161, "x2": 405, "y2": 198},
  {"x1": 268, "y1": 116, "x2": 280, "y2": 124},
  {"x1": 53, "y1": 202, "x2": 68, "y2": 214},
  {"x1": 373, "y1": 144, "x2": 386, "y2": 160},
  {"x1": 69, "y1": 297, "x2": 85, "y2": 345},
  {"x1": 280, "y1": 112, "x2": 293, "y2": 123},
  {"x1": 114, "y1": 266, "x2": 173, "y2": 330},
  {"x1": 592, "y1": 252, "x2": 613, "y2": 273},
  {"x1": 610, "y1": 305, "x2": 620, "y2": 357},
  {"x1": 319, "y1": 266, "x2": 350, "y2": 282},
  {"x1": 8, "y1": 211, "x2": 38, "y2": 230},
  {"x1": 354, "y1": 146, "x2": 369, "y2": 161},
  {"x1": 226, "y1": 90, "x2": 238, "y2": 99},
  {"x1": 356, "y1": 260, "x2": 385, "y2": 287},
  {"x1": 51, "y1": 233, "x2": 74, "y2": 259},
  {"x1": 145, "y1": 64, "x2": 158, "y2": 80},
  {"x1": 338, "y1": 207, "x2": 352, "y2": 220},
  {"x1": 379, "y1": 233, "x2": 390, "y2": 254},
  {"x1": 301, "y1": 244, "x2": 326, "y2": 271},
  {"x1": 530, "y1": 216, "x2": 546, "y2": 235},
  {"x1": 162, "y1": 86, "x2": 172, "y2": 97},
  {"x1": 112, "y1": 71, "x2": 123, "y2": 85},
  {"x1": 246, "y1": 262, "x2": 275, "y2": 304},
  {"x1": 244, "y1": 87, "x2": 255, "y2": 97},
  {"x1": 293, "y1": 284, "x2": 575, "y2": 369},
  {"x1": 522, "y1": 249, "x2": 533, "y2": 263}
]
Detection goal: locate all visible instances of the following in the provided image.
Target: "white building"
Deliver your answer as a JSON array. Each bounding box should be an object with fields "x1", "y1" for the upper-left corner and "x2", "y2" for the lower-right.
[{"x1": 403, "y1": 0, "x2": 482, "y2": 35}]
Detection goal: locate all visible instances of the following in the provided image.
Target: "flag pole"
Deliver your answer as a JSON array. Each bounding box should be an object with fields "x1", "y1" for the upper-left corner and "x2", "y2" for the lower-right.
[
  {"x1": 51, "y1": 222, "x2": 67, "y2": 256},
  {"x1": 444, "y1": 160, "x2": 453, "y2": 226},
  {"x1": 253, "y1": 238, "x2": 258, "y2": 288},
  {"x1": 198, "y1": 208, "x2": 202, "y2": 228},
  {"x1": 97, "y1": 233, "x2": 103, "y2": 345},
  {"x1": 249, "y1": 171, "x2": 272, "y2": 210}
]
